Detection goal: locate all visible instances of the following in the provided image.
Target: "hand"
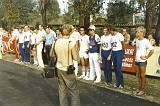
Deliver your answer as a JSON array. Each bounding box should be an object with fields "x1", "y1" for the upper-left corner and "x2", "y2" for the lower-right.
[
  {"x1": 99, "y1": 56, "x2": 102, "y2": 62},
  {"x1": 107, "y1": 55, "x2": 111, "y2": 61}
]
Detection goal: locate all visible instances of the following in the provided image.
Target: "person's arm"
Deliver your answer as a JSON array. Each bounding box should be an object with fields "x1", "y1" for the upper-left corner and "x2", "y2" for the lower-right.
[
  {"x1": 71, "y1": 44, "x2": 78, "y2": 61},
  {"x1": 140, "y1": 49, "x2": 154, "y2": 60},
  {"x1": 121, "y1": 41, "x2": 126, "y2": 58},
  {"x1": 99, "y1": 44, "x2": 102, "y2": 61}
]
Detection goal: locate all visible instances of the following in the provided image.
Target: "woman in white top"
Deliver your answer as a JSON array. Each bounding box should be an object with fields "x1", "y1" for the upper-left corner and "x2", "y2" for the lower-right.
[
  {"x1": 99, "y1": 27, "x2": 112, "y2": 85},
  {"x1": 135, "y1": 26, "x2": 154, "y2": 96}
]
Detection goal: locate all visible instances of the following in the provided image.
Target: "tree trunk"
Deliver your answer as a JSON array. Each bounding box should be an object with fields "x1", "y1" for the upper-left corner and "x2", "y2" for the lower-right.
[
  {"x1": 41, "y1": 0, "x2": 47, "y2": 26},
  {"x1": 145, "y1": 0, "x2": 154, "y2": 37},
  {"x1": 79, "y1": 0, "x2": 90, "y2": 29},
  {"x1": 155, "y1": 2, "x2": 160, "y2": 45}
]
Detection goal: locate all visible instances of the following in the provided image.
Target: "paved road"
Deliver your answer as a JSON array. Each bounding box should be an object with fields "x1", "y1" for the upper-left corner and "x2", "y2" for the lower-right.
[{"x1": 0, "y1": 60, "x2": 159, "y2": 106}]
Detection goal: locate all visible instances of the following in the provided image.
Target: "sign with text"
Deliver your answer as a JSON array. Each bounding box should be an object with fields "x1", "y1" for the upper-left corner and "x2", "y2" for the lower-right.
[{"x1": 121, "y1": 44, "x2": 136, "y2": 73}]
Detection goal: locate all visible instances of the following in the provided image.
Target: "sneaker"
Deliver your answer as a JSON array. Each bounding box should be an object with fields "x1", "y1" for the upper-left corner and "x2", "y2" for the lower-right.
[
  {"x1": 118, "y1": 85, "x2": 124, "y2": 89},
  {"x1": 94, "y1": 79, "x2": 101, "y2": 83},
  {"x1": 78, "y1": 75, "x2": 85, "y2": 79},
  {"x1": 104, "y1": 82, "x2": 112, "y2": 86},
  {"x1": 136, "y1": 91, "x2": 144, "y2": 96},
  {"x1": 86, "y1": 77, "x2": 95, "y2": 81}
]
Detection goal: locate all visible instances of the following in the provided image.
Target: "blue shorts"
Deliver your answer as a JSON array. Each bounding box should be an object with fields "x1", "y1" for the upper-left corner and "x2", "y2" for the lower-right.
[{"x1": 135, "y1": 61, "x2": 147, "y2": 67}]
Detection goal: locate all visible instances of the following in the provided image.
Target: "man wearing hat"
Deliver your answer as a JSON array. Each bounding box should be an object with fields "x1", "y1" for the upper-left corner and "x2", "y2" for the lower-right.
[{"x1": 86, "y1": 25, "x2": 101, "y2": 83}]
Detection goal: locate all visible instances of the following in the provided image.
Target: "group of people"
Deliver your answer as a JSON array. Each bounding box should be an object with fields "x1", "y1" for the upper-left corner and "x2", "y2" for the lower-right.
[{"x1": 0, "y1": 24, "x2": 156, "y2": 106}]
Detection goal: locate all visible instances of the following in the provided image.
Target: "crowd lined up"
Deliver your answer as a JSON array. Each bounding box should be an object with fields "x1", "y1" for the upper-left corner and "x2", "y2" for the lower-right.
[{"x1": 0, "y1": 25, "x2": 156, "y2": 97}]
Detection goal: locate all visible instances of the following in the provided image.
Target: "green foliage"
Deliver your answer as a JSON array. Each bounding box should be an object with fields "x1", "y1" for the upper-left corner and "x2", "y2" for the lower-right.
[
  {"x1": 45, "y1": 0, "x2": 60, "y2": 24},
  {"x1": 107, "y1": 1, "x2": 136, "y2": 24}
]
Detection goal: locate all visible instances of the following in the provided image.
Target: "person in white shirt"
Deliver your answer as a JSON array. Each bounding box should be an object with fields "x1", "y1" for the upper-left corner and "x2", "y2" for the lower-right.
[
  {"x1": 0, "y1": 28, "x2": 3, "y2": 59},
  {"x1": 99, "y1": 27, "x2": 112, "y2": 85},
  {"x1": 23, "y1": 26, "x2": 31, "y2": 63},
  {"x1": 36, "y1": 25, "x2": 46, "y2": 68},
  {"x1": 77, "y1": 26, "x2": 90, "y2": 79},
  {"x1": 135, "y1": 26, "x2": 154, "y2": 96},
  {"x1": 17, "y1": 27, "x2": 25, "y2": 62},
  {"x1": 86, "y1": 25, "x2": 101, "y2": 83},
  {"x1": 110, "y1": 27, "x2": 125, "y2": 89},
  {"x1": 30, "y1": 28, "x2": 38, "y2": 65},
  {"x1": 69, "y1": 25, "x2": 80, "y2": 76}
]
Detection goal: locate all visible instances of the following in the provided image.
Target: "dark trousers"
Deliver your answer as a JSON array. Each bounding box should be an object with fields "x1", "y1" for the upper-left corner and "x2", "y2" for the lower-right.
[
  {"x1": 57, "y1": 69, "x2": 80, "y2": 106},
  {"x1": 45, "y1": 45, "x2": 51, "y2": 65},
  {"x1": 24, "y1": 41, "x2": 30, "y2": 62},
  {"x1": 101, "y1": 50, "x2": 112, "y2": 83},
  {"x1": 111, "y1": 50, "x2": 124, "y2": 87},
  {"x1": 19, "y1": 43, "x2": 25, "y2": 62}
]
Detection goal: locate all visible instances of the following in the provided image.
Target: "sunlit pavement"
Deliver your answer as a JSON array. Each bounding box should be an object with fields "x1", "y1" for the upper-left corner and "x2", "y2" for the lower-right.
[{"x1": 0, "y1": 60, "x2": 159, "y2": 106}]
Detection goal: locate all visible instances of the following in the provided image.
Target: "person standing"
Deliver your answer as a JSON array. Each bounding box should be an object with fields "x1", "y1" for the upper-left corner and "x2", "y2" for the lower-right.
[
  {"x1": 11, "y1": 28, "x2": 20, "y2": 62},
  {"x1": 23, "y1": 26, "x2": 31, "y2": 63},
  {"x1": 99, "y1": 27, "x2": 112, "y2": 85},
  {"x1": 17, "y1": 27, "x2": 25, "y2": 63},
  {"x1": 30, "y1": 28, "x2": 38, "y2": 65},
  {"x1": 36, "y1": 25, "x2": 46, "y2": 68},
  {"x1": 55, "y1": 28, "x2": 63, "y2": 39},
  {"x1": 135, "y1": 26, "x2": 154, "y2": 95},
  {"x1": 53, "y1": 24, "x2": 80, "y2": 106},
  {"x1": 69, "y1": 26, "x2": 80, "y2": 76},
  {"x1": 0, "y1": 28, "x2": 3, "y2": 59},
  {"x1": 122, "y1": 28, "x2": 130, "y2": 44},
  {"x1": 110, "y1": 27, "x2": 125, "y2": 88},
  {"x1": 78, "y1": 26, "x2": 90, "y2": 79},
  {"x1": 87, "y1": 25, "x2": 101, "y2": 83},
  {"x1": 45, "y1": 27, "x2": 55, "y2": 65}
]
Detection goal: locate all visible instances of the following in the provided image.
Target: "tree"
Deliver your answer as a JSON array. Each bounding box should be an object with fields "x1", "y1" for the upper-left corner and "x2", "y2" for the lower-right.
[
  {"x1": 155, "y1": 1, "x2": 160, "y2": 44},
  {"x1": 106, "y1": 1, "x2": 137, "y2": 25},
  {"x1": 40, "y1": 0, "x2": 60, "y2": 26},
  {"x1": 70, "y1": 0, "x2": 104, "y2": 28},
  {"x1": 145, "y1": 0, "x2": 158, "y2": 36},
  {"x1": 0, "y1": 0, "x2": 37, "y2": 28}
]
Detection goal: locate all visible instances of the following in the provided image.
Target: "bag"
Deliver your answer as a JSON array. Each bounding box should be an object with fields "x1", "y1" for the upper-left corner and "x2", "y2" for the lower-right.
[
  {"x1": 42, "y1": 65, "x2": 58, "y2": 78},
  {"x1": 67, "y1": 65, "x2": 75, "y2": 75}
]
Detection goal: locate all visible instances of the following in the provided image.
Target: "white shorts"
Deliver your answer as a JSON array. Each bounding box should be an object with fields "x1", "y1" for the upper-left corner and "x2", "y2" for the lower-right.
[{"x1": 79, "y1": 51, "x2": 89, "y2": 59}]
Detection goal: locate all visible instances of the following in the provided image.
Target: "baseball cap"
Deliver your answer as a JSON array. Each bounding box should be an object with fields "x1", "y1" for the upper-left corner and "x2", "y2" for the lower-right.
[{"x1": 89, "y1": 25, "x2": 96, "y2": 30}]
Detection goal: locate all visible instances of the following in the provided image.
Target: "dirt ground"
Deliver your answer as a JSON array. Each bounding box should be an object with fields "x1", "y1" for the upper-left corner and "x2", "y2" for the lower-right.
[{"x1": 2, "y1": 53, "x2": 160, "y2": 104}]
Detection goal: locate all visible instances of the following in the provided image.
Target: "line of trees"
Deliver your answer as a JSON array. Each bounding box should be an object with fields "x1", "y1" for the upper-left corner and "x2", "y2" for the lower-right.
[{"x1": 0, "y1": 0, "x2": 160, "y2": 41}]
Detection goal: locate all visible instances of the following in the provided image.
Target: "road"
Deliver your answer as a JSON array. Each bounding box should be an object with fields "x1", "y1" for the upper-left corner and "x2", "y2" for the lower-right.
[{"x1": 0, "y1": 60, "x2": 159, "y2": 106}]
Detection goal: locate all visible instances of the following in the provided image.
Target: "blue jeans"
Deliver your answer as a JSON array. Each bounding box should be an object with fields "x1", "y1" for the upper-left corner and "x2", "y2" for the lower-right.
[
  {"x1": 19, "y1": 43, "x2": 25, "y2": 62},
  {"x1": 101, "y1": 50, "x2": 112, "y2": 83},
  {"x1": 24, "y1": 41, "x2": 30, "y2": 62},
  {"x1": 111, "y1": 50, "x2": 124, "y2": 87}
]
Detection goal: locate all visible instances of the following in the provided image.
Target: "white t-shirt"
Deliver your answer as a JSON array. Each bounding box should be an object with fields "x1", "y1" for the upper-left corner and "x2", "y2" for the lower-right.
[
  {"x1": 18, "y1": 33, "x2": 24, "y2": 43},
  {"x1": 69, "y1": 31, "x2": 80, "y2": 42},
  {"x1": 36, "y1": 30, "x2": 46, "y2": 44},
  {"x1": 136, "y1": 38, "x2": 153, "y2": 62},
  {"x1": 12, "y1": 29, "x2": 19, "y2": 40},
  {"x1": 111, "y1": 32, "x2": 124, "y2": 51},
  {"x1": 23, "y1": 31, "x2": 31, "y2": 42},
  {"x1": 30, "y1": 33, "x2": 37, "y2": 45},
  {"x1": 100, "y1": 34, "x2": 112, "y2": 50},
  {"x1": 79, "y1": 34, "x2": 89, "y2": 52},
  {"x1": 0, "y1": 32, "x2": 3, "y2": 45}
]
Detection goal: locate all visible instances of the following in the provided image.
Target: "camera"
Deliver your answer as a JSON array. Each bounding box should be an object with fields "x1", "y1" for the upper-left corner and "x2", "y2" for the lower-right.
[{"x1": 67, "y1": 65, "x2": 75, "y2": 75}]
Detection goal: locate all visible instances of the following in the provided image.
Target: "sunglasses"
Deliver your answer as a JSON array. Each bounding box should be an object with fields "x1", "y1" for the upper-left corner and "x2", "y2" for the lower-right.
[{"x1": 80, "y1": 30, "x2": 84, "y2": 31}]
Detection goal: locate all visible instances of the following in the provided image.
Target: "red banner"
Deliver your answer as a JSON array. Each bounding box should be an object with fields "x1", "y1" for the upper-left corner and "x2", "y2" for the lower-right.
[{"x1": 122, "y1": 44, "x2": 136, "y2": 73}]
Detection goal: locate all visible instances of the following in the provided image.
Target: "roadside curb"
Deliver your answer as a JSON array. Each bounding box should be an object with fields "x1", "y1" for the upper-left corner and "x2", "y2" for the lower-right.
[{"x1": 1, "y1": 59, "x2": 160, "y2": 105}]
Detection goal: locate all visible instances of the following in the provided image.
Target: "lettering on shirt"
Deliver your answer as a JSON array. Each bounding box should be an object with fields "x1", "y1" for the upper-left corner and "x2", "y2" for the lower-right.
[{"x1": 111, "y1": 42, "x2": 117, "y2": 47}]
